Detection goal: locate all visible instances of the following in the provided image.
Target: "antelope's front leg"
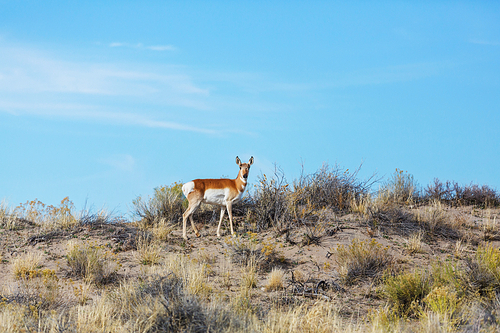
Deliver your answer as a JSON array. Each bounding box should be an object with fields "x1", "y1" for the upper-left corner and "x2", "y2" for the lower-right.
[{"x1": 226, "y1": 201, "x2": 235, "y2": 237}]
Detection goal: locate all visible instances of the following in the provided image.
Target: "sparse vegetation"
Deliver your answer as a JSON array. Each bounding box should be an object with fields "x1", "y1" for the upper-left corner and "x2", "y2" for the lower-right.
[
  {"x1": 334, "y1": 238, "x2": 394, "y2": 285},
  {"x1": 378, "y1": 168, "x2": 419, "y2": 206},
  {"x1": 425, "y1": 178, "x2": 500, "y2": 207},
  {"x1": 405, "y1": 230, "x2": 424, "y2": 254},
  {"x1": 132, "y1": 182, "x2": 186, "y2": 227},
  {"x1": 66, "y1": 240, "x2": 119, "y2": 285},
  {"x1": 135, "y1": 234, "x2": 163, "y2": 265},
  {"x1": 1, "y1": 162, "x2": 500, "y2": 332}
]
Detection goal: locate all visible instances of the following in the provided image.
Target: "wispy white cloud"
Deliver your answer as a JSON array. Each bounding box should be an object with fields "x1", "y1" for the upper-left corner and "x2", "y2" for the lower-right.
[
  {"x1": 0, "y1": 46, "x2": 207, "y2": 97},
  {"x1": 100, "y1": 154, "x2": 136, "y2": 173},
  {"x1": 0, "y1": 101, "x2": 218, "y2": 134},
  {"x1": 0, "y1": 42, "x2": 219, "y2": 134},
  {"x1": 469, "y1": 39, "x2": 500, "y2": 46},
  {"x1": 329, "y1": 62, "x2": 448, "y2": 88},
  {"x1": 110, "y1": 42, "x2": 177, "y2": 51}
]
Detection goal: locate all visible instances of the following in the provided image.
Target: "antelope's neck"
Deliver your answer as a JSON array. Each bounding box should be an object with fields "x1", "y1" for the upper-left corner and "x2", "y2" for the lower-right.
[{"x1": 235, "y1": 171, "x2": 248, "y2": 193}]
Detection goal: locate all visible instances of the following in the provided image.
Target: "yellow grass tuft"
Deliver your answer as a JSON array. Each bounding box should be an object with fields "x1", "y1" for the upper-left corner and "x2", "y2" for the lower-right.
[
  {"x1": 135, "y1": 235, "x2": 162, "y2": 265},
  {"x1": 265, "y1": 267, "x2": 286, "y2": 291},
  {"x1": 405, "y1": 230, "x2": 424, "y2": 255},
  {"x1": 66, "y1": 240, "x2": 119, "y2": 285},
  {"x1": 12, "y1": 251, "x2": 43, "y2": 279}
]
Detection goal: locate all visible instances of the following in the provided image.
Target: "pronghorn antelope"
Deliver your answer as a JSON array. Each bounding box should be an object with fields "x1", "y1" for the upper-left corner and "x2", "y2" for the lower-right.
[{"x1": 181, "y1": 156, "x2": 254, "y2": 240}]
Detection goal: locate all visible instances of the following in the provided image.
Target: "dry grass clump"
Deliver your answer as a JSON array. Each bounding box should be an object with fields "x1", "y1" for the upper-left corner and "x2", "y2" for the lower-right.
[
  {"x1": 415, "y1": 201, "x2": 465, "y2": 239},
  {"x1": 263, "y1": 300, "x2": 364, "y2": 333},
  {"x1": 0, "y1": 200, "x2": 18, "y2": 230},
  {"x1": 334, "y1": 238, "x2": 393, "y2": 285},
  {"x1": 12, "y1": 251, "x2": 44, "y2": 279},
  {"x1": 240, "y1": 258, "x2": 258, "y2": 292},
  {"x1": 405, "y1": 231, "x2": 424, "y2": 254},
  {"x1": 78, "y1": 268, "x2": 254, "y2": 333},
  {"x1": 134, "y1": 234, "x2": 163, "y2": 265},
  {"x1": 482, "y1": 209, "x2": 499, "y2": 240},
  {"x1": 66, "y1": 240, "x2": 119, "y2": 285},
  {"x1": 160, "y1": 254, "x2": 213, "y2": 297},
  {"x1": 77, "y1": 205, "x2": 121, "y2": 226},
  {"x1": 378, "y1": 169, "x2": 418, "y2": 206},
  {"x1": 265, "y1": 267, "x2": 286, "y2": 291},
  {"x1": 9, "y1": 253, "x2": 66, "y2": 316}
]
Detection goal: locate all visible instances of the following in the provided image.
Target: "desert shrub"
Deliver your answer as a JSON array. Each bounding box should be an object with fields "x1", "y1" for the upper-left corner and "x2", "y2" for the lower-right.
[
  {"x1": 14, "y1": 197, "x2": 78, "y2": 230},
  {"x1": 250, "y1": 167, "x2": 291, "y2": 233},
  {"x1": 378, "y1": 169, "x2": 419, "y2": 206},
  {"x1": 334, "y1": 238, "x2": 393, "y2": 285},
  {"x1": 366, "y1": 198, "x2": 463, "y2": 239},
  {"x1": 383, "y1": 270, "x2": 432, "y2": 317},
  {"x1": 365, "y1": 202, "x2": 416, "y2": 235},
  {"x1": 425, "y1": 178, "x2": 500, "y2": 207},
  {"x1": 132, "y1": 182, "x2": 185, "y2": 227},
  {"x1": 294, "y1": 163, "x2": 375, "y2": 213},
  {"x1": 250, "y1": 163, "x2": 374, "y2": 234},
  {"x1": 66, "y1": 240, "x2": 119, "y2": 285},
  {"x1": 464, "y1": 243, "x2": 500, "y2": 297},
  {"x1": 383, "y1": 262, "x2": 472, "y2": 320}
]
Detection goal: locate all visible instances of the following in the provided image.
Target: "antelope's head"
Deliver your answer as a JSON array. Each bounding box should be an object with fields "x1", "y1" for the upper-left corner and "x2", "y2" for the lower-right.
[{"x1": 236, "y1": 156, "x2": 254, "y2": 181}]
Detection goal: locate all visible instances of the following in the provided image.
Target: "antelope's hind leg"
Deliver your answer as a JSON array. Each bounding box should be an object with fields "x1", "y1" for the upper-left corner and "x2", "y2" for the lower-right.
[
  {"x1": 182, "y1": 195, "x2": 202, "y2": 240},
  {"x1": 217, "y1": 207, "x2": 225, "y2": 237}
]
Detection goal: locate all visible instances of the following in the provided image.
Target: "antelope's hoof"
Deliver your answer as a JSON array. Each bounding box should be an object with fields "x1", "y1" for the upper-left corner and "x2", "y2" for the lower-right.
[{"x1": 195, "y1": 232, "x2": 201, "y2": 237}]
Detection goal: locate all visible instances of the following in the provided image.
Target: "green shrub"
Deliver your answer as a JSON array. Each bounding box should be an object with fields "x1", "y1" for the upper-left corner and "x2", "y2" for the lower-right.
[
  {"x1": 383, "y1": 270, "x2": 431, "y2": 317},
  {"x1": 464, "y1": 243, "x2": 500, "y2": 297},
  {"x1": 132, "y1": 182, "x2": 185, "y2": 227}
]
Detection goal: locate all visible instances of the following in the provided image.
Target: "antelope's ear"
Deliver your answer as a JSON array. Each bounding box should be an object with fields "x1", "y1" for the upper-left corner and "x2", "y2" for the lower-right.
[
  {"x1": 236, "y1": 156, "x2": 242, "y2": 166},
  {"x1": 249, "y1": 156, "x2": 254, "y2": 165}
]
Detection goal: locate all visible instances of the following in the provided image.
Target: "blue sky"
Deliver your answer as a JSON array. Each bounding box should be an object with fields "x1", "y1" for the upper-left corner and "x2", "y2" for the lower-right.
[{"x1": 1, "y1": 1, "x2": 499, "y2": 214}]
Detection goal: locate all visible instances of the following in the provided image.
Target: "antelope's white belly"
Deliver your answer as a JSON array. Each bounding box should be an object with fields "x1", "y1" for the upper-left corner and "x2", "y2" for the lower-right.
[{"x1": 203, "y1": 188, "x2": 243, "y2": 206}]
